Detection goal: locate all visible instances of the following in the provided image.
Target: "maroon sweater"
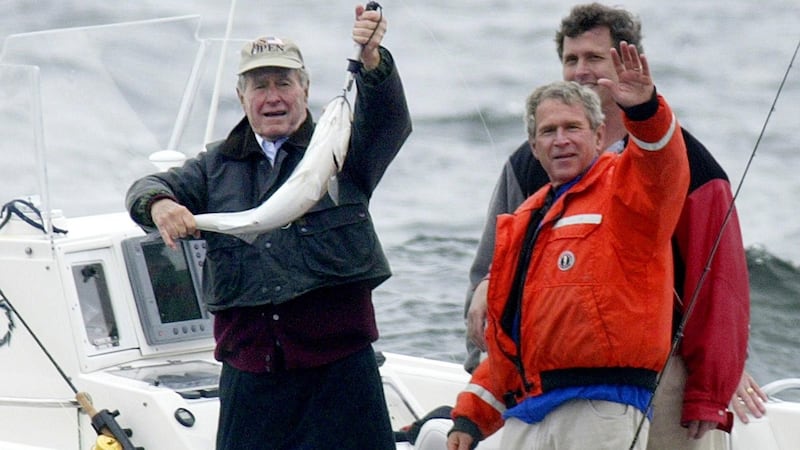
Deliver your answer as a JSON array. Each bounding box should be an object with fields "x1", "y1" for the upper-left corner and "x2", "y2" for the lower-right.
[{"x1": 213, "y1": 283, "x2": 378, "y2": 373}]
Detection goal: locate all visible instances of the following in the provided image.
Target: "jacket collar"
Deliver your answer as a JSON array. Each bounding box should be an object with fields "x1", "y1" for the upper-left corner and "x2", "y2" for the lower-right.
[
  {"x1": 217, "y1": 110, "x2": 315, "y2": 159},
  {"x1": 519, "y1": 152, "x2": 616, "y2": 214}
]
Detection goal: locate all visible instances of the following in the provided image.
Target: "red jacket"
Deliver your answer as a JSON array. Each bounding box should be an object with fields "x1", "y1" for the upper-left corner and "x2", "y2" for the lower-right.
[
  {"x1": 452, "y1": 95, "x2": 690, "y2": 439},
  {"x1": 673, "y1": 142, "x2": 750, "y2": 429}
]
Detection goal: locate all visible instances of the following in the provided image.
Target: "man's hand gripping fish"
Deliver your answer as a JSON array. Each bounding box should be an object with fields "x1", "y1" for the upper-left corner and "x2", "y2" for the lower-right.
[{"x1": 193, "y1": 95, "x2": 351, "y2": 244}]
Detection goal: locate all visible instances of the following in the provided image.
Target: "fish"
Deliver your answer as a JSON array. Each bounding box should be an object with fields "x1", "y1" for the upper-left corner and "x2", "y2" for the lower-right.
[{"x1": 193, "y1": 93, "x2": 352, "y2": 244}]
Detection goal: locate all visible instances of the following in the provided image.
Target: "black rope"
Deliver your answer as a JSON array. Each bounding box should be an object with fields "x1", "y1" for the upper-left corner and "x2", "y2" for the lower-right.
[
  {"x1": 0, "y1": 199, "x2": 68, "y2": 235},
  {"x1": 0, "y1": 300, "x2": 15, "y2": 347},
  {"x1": 629, "y1": 36, "x2": 800, "y2": 449}
]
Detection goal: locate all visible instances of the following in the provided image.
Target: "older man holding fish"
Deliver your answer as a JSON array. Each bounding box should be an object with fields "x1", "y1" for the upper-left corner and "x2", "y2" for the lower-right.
[{"x1": 125, "y1": 3, "x2": 411, "y2": 449}]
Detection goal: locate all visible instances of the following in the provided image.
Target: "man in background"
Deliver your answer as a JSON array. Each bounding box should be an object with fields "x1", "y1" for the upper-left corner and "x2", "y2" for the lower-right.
[
  {"x1": 463, "y1": 3, "x2": 761, "y2": 448},
  {"x1": 450, "y1": 45, "x2": 689, "y2": 449}
]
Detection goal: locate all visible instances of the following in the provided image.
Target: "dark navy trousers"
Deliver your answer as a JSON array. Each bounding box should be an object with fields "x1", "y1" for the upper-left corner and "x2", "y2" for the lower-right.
[{"x1": 216, "y1": 345, "x2": 395, "y2": 450}]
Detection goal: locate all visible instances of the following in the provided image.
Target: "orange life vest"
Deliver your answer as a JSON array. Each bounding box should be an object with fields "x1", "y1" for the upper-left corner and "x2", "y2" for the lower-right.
[{"x1": 453, "y1": 95, "x2": 690, "y2": 439}]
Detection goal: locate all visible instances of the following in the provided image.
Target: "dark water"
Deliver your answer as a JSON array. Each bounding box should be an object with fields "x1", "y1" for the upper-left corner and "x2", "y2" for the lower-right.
[
  {"x1": 0, "y1": 0, "x2": 798, "y2": 387},
  {"x1": 373, "y1": 230, "x2": 800, "y2": 388},
  {"x1": 745, "y1": 247, "x2": 800, "y2": 384}
]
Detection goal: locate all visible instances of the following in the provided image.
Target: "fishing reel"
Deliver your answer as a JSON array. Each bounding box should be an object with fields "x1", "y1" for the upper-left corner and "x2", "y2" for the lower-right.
[{"x1": 78, "y1": 392, "x2": 143, "y2": 450}]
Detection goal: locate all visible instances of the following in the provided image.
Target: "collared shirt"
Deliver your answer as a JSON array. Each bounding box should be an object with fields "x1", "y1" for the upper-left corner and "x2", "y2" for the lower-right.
[
  {"x1": 607, "y1": 138, "x2": 626, "y2": 154},
  {"x1": 254, "y1": 134, "x2": 288, "y2": 165}
]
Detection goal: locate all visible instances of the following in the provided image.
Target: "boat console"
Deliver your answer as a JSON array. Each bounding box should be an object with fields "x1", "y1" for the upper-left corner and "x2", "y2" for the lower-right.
[
  {"x1": 0, "y1": 211, "x2": 221, "y2": 448},
  {"x1": 121, "y1": 235, "x2": 212, "y2": 346}
]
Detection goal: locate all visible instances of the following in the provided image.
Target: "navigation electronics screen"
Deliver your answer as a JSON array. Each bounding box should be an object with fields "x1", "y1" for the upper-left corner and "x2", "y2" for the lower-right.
[
  {"x1": 122, "y1": 235, "x2": 212, "y2": 345},
  {"x1": 142, "y1": 241, "x2": 202, "y2": 323}
]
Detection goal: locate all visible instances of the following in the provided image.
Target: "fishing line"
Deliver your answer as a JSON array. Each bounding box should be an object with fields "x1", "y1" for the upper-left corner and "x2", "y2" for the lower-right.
[
  {"x1": 629, "y1": 36, "x2": 800, "y2": 450},
  {"x1": 0, "y1": 287, "x2": 79, "y2": 395},
  {"x1": 394, "y1": 0, "x2": 497, "y2": 156},
  {"x1": 2, "y1": 284, "x2": 141, "y2": 447}
]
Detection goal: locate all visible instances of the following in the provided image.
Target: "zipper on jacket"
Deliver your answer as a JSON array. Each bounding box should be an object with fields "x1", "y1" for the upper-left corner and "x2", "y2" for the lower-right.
[{"x1": 499, "y1": 189, "x2": 554, "y2": 392}]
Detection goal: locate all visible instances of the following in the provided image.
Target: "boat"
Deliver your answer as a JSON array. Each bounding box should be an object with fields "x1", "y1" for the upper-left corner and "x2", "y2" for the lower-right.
[{"x1": 0, "y1": 13, "x2": 798, "y2": 450}]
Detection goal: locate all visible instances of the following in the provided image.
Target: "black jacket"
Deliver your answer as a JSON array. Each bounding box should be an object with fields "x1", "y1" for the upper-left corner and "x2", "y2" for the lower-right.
[{"x1": 127, "y1": 48, "x2": 411, "y2": 311}]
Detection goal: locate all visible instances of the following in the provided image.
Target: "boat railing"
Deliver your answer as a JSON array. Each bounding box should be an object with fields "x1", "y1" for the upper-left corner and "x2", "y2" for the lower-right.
[
  {"x1": 0, "y1": 396, "x2": 78, "y2": 409},
  {"x1": 762, "y1": 378, "x2": 800, "y2": 401}
]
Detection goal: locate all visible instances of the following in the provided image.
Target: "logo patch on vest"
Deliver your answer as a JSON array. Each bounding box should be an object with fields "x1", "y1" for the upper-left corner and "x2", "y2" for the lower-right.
[{"x1": 558, "y1": 251, "x2": 575, "y2": 271}]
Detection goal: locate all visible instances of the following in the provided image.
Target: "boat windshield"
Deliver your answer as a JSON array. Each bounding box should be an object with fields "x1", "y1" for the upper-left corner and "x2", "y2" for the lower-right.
[{"x1": 0, "y1": 16, "x2": 248, "y2": 226}]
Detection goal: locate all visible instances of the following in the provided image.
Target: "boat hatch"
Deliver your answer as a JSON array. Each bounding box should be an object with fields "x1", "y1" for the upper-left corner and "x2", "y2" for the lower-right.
[{"x1": 110, "y1": 360, "x2": 220, "y2": 399}]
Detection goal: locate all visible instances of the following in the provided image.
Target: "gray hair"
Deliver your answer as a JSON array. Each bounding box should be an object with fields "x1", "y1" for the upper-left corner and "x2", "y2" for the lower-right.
[
  {"x1": 524, "y1": 81, "x2": 605, "y2": 138},
  {"x1": 236, "y1": 66, "x2": 310, "y2": 93}
]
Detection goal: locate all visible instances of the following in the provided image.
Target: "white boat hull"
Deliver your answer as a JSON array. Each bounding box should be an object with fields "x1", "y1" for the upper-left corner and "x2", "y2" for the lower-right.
[{"x1": 1, "y1": 213, "x2": 799, "y2": 450}]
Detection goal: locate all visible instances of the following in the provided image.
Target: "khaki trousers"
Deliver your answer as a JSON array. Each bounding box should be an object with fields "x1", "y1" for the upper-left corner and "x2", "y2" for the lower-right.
[
  {"x1": 647, "y1": 355, "x2": 728, "y2": 450},
  {"x1": 500, "y1": 399, "x2": 649, "y2": 450}
]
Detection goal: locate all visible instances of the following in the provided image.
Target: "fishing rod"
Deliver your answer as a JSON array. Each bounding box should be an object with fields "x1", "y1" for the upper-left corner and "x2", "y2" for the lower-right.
[
  {"x1": 345, "y1": 1, "x2": 382, "y2": 93},
  {"x1": 629, "y1": 36, "x2": 800, "y2": 450},
  {"x1": 0, "y1": 287, "x2": 142, "y2": 450}
]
